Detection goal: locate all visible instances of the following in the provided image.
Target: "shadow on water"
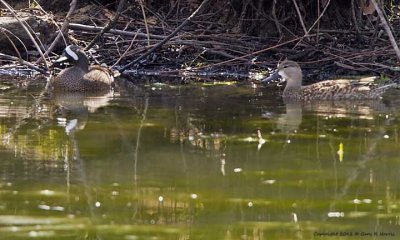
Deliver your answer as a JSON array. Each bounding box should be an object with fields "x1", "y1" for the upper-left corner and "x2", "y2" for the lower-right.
[{"x1": 0, "y1": 76, "x2": 400, "y2": 239}]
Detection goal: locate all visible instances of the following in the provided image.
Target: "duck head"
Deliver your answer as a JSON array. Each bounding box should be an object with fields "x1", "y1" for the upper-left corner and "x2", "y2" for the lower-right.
[
  {"x1": 262, "y1": 60, "x2": 303, "y2": 88},
  {"x1": 55, "y1": 45, "x2": 90, "y2": 72}
]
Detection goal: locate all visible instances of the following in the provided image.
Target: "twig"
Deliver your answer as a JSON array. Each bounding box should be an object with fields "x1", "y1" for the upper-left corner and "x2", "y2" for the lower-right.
[
  {"x1": 370, "y1": 0, "x2": 400, "y2": 61},
  {"x1": 139, "y1": 0, "x2": 150, "y2": 46},
  {"x1": 351, "y1": 0, "x2": 361, "y2": 34},
  {"x1": 334, "y1": 61, "x2": 368, "y2": 71},
  {"x1": 2, "y1": 30, "x2": 22, "y2": 59},
  {"x1": 134, "y1": 95, "x2": 149, "y2": 183},
  {"x1": 291, "y1": 0, "x2": 308, "y2": 36},
  {"x1": 0, "y1": 27, "x2": 29, "y2": 59},
  {"x1": 0, "y1": 0, "x2": 48, "y2": 69},
  {"x1": 238, "y1": 0, "x2": 249, "y2": 32},
  {"x1": 272, "y1": 0, "x2": 282, "y2": 37},
  {"x1": 306, "y1": 0, "x2": 331, "y2": 34},
  {"x1": 359, "y1": 62, "x2": 400, "y2": 71},
  {"x1": 293, "y1": 0, "x2": 331, "y2": 48},
  {"x1": 0, "y1": 52, "x2": 48, "y2": 74},
  {"x1": 67, "y1": 23, "x2": 166, "y2": 40},
  {"x1": 193, "y1": 35, "x2": 319, "y2": 70},
  {"x1": 36, "y1": 0, "x2": 76, "y2": 64},
  {"x1": 317, "y1": 0, "x2": 320, "y2": 41},
  {"x1": 85, "y1": 0, "x2": 127, "y2": 50},
  {"x1": 120, "y1": 0, "x2": 212, "y2": 72},
  {"x1": 111, "y1": 31, "x2": 139, "y2": 68}
]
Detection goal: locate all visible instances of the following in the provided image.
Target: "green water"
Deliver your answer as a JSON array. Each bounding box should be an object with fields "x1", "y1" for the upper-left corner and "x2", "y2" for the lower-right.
[{"x1": 0, "y1": 81, "x2": 400, "y2": 239}]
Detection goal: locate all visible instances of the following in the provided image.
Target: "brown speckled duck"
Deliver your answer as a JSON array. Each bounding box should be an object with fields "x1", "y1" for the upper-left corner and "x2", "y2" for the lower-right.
[
  {"x1": 51, "y1": 45, "x2": 113, "y2": 92},
  {"x1": 262, "y1": 60, "x2": 396, "y2": 101}
]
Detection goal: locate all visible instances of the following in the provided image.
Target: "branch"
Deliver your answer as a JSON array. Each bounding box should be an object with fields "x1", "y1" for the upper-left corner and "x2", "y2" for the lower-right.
[
  {"x1": 291, "y1": 0, "x2": 308, "y2": 36},
  {"x1": 370, "y1": 0, "x2": 400, "y2": 61},
  {"x1": 193, "y1": 35, "x2": 317, "y2": 70},
  {"x1": 0, "y1": 0, "x2": 48, "y2": 68},
  {"x1": 0, "y1": 52, "x2": 48, "y2": 74},
  {"x1": 306, "y1": 0, "x2": 331, "y2": 34},
  {"x1": 85, "y1": 0, "x2": 127, "y2": 50},
  {"x1": 272, "y1": 0, "x2": 282, "y2": 37},
  {"x1": 119, "y1": 0, "x2": 212, "y2": 72},
  {"x1": 139, "y1": 0, "x2": 150, "y2": 46},
  {"x1": 36, "y1": 0, "x2": 77, "y2": 64},
  {"x1": 67, "y1": 23, "x2": 165, "y2": 40}
]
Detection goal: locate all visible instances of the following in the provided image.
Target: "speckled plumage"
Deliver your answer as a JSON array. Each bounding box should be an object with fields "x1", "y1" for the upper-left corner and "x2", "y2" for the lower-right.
[
  {"x1": 51, "y1": 45, "x2": 113, "y2": 92},
  {"x1": 262, "y1": 60, "x2": 396, "y2": 101}
]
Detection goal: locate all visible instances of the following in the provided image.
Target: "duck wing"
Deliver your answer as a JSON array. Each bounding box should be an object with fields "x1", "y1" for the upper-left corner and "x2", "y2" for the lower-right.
[
  {"x1": 84, "y1": 66, "x2": 114, "y2": 85},
  {"x1": 299, "y1": 78, "x2": 395, "y2": 100}
]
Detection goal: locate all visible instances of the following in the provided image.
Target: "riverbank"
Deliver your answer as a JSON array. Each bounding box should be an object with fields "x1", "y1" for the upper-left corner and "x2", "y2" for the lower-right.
[{"x1": 0, "y1": 0, "x2": 399, "y2": 83}]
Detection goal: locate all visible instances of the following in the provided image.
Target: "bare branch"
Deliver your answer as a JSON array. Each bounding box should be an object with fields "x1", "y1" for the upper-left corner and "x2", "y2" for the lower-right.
[
  {"x1": 370, "y1": 0, "x2": 400, "y2": 61},
  {"x1": 36, "y1": 0, "x2": 77, "y2": 64},
  {"x1": 85, "y1": 0, "x2": 127, "y2": 50},
  {"x1": 120, "y1": 0, "x2": 212, "y2": 72}
]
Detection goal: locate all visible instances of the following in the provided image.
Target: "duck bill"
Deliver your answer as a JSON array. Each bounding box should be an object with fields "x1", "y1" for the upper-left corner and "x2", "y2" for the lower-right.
[
  {"x1": 55, "y1": 55, "x2": 69, "y2": 63},
  {"x1": 261, "y1": 71, "x2": 280, "y2": 83}
]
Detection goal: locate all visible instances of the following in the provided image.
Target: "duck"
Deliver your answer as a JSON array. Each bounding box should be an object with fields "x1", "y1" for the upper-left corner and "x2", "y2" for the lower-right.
[
  {"x1": 261, "y1": 60, "x2": 396, "y2": 101},
  {"x1": 50, "y1": 45, "x2": 113, "y2": 92}
]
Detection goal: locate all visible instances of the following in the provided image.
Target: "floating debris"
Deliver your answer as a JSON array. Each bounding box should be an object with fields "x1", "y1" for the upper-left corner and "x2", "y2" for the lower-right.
[
  {"x1": 39, "y1": 189, "x2": 55, "y2": 196},
  {"x1": 262, "y1": 179, "x2": 276, "y2": 184},
  {"x1": 190, "y1": 194, "x2": 198, "y2": 199},
  {"x1": 337, "y1": 143, "x2": 344, "y2": 162},
  {"x1": 328, "y1": 212, "x2": 345, "y2": 218}
]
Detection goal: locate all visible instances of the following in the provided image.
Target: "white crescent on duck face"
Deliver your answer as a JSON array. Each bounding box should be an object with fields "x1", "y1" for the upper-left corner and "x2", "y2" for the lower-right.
[
  {"x1": 262, "y1": 60, "x2": 396, "y2": 101},
  {"x1": 51, "y1": 45, "x2": 114, "y2": 93},
  {"x1": 65, "y1": 45, "x2": 79, "y2": 61}
]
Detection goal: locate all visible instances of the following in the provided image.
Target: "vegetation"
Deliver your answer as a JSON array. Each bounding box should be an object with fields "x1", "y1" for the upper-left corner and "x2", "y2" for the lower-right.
[{"x1": 1, "y1": 0, "x2": 400, "y2": 81}]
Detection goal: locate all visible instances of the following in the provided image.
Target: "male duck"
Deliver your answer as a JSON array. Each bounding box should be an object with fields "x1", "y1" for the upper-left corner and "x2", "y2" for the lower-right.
[
  {"x1": 51, "y1": 45, "x2": 113, "y2": 92},
  {"x1": 262, "y1": 60, "x2": 396, "y2": 101}
]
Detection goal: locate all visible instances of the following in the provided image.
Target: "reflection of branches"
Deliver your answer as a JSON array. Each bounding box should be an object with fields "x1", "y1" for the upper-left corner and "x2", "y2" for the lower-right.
[
  {"x1": 132, "y1": 94, "x2": 149, "y2": 221},
  {"x1": 134, "y1": 94, "x2": 149, "y2": 182},
  {"x1": 2, "y1": 86, "x2": 52, "y2": 150},
  {"x1": 69, "y1": 131, "x2": 103, "y2": 239},
  {"x1": 327, "y1": 118, "x2": 389, "y2": 218}
]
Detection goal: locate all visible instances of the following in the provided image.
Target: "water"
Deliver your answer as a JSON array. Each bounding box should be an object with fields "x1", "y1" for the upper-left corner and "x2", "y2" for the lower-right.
[{"x1": 0, "y1": 79, "x2": 400, "y2": 239}]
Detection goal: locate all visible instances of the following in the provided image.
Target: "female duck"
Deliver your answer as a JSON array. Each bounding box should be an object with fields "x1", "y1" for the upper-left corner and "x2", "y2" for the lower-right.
[
  {"x1": 262, "y1": 60, "x2": 396, "y2": 101},
  {"x1": 51, "y1": 45, "x2": 113, "y2": 92}
]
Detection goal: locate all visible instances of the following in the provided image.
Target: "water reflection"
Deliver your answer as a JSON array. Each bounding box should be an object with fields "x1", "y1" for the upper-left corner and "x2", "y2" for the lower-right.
[
  {"x1": 0, "y1": 82, "x2": 399, "y2": 239},
  {"x1": 53, "y1": 92, "x2": 113, "y2": 134},
  {"x1": 276, "y1": 102, "x2": 302, "y2": 134}
]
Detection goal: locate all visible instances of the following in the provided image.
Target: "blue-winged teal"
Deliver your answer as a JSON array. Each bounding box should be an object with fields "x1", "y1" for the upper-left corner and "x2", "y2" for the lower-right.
[
  {"x1": 51, "y1": 45, "x2": 113, "y2": 92},
  {"x1": 262, "y1": 60, "x2": 396, "y2": 101}
]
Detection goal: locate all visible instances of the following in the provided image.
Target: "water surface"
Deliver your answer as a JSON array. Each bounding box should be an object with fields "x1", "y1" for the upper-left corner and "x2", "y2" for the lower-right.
[{"x1": 0, "y1": 79, "x2": 400, "y2": 239}]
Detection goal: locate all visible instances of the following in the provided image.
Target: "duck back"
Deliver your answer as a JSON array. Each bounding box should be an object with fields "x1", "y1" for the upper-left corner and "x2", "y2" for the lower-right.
[{"x1": 284, "y1": 79, "x2": 395, "y2": 101}]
